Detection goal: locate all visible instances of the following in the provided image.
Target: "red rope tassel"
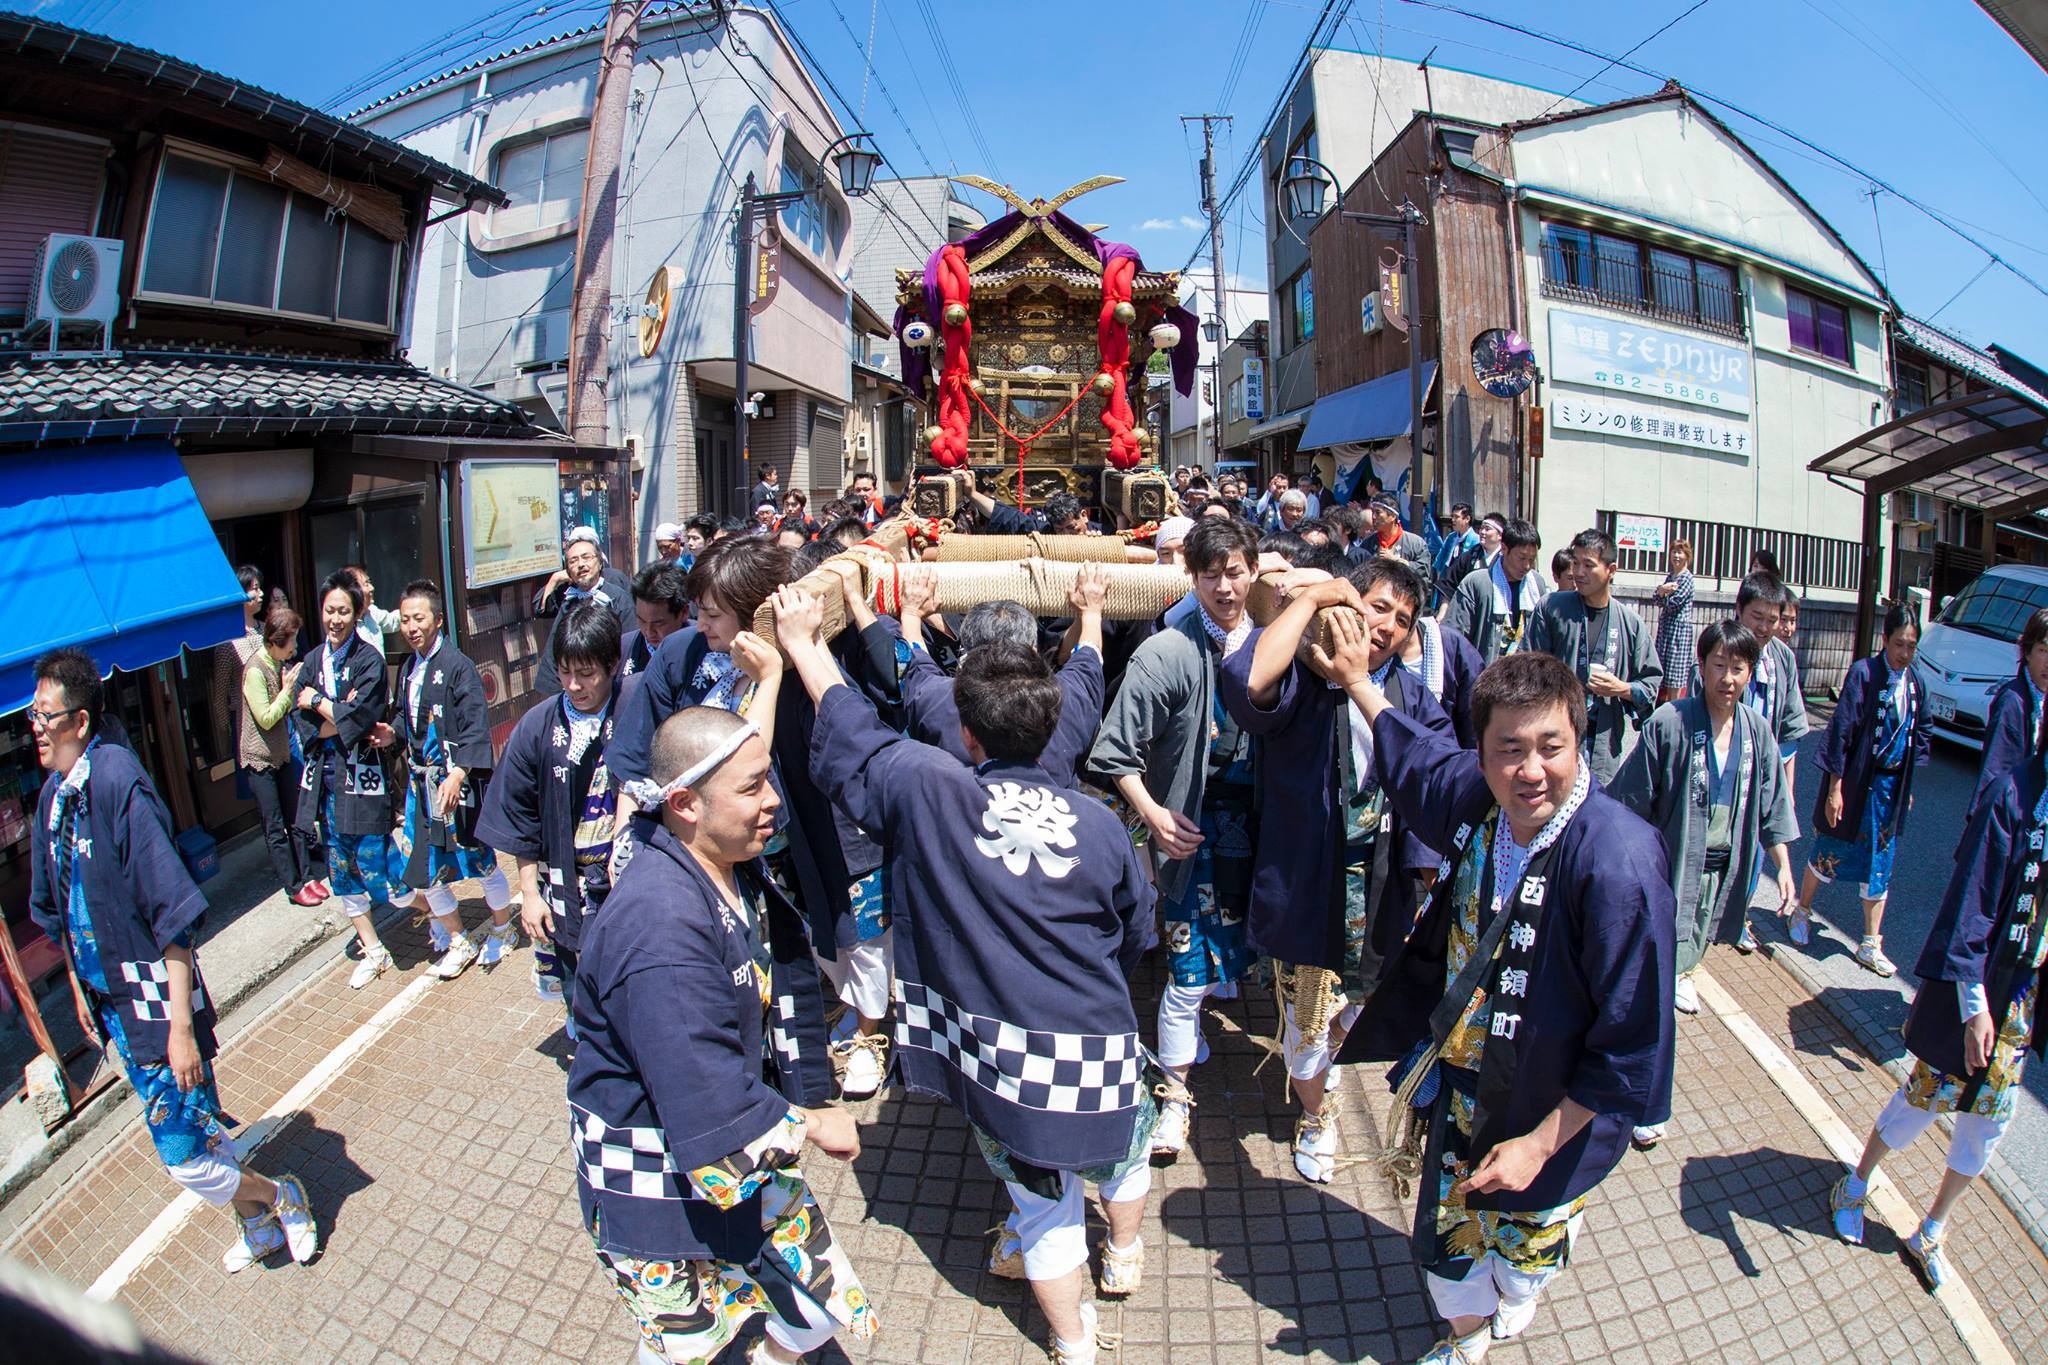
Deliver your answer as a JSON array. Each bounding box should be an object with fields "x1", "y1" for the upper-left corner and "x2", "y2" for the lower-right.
[
  {"x1": 1096, "y1": 255, "x2": 1142, "y2": 471},
  {"x1": 931, "y1": 244, "x2": 973, "y2": 470}
]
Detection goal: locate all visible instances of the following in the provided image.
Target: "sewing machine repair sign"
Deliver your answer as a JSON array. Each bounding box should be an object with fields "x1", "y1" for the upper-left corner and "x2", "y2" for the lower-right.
[{"x1": 1547, "y1": 306, "x2": 1751, "y2": 414}]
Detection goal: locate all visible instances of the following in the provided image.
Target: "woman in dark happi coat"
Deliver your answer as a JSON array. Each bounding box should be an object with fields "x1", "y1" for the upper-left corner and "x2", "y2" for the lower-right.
[
  {"x1": 390, "y1": 580, "x2": 515, "y2": 981},
  {"x1": 292, "y1": 571, "x2": 402, "y2": 991},
  {"x1": 1789, "y1": 605, "x2": 1931, "y2": 979},
  {"x1": 1830, "y1": 731, "x2": 2048, "y2": 1291},
  {"x1": 1964, "y1": 606, "x2": 2048, "y2": 837},
  {"x1": 1609, "y1": 620, "x2": 1796, "y2": 1147}
]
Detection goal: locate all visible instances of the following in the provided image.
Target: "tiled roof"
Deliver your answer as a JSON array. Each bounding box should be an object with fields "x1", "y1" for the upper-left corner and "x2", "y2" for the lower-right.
[
  {"x1": 1896, "y1": 316, "x2": 2048, "y2": 411},
  {"x1": 0, "y1": 346, "x2": 540, "y2": 445}
]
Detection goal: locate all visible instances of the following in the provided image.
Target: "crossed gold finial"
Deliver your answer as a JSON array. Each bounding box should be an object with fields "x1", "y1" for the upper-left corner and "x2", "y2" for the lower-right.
[{"x1": 952, "y1": 175, "x2": 1125, "y2": 218}]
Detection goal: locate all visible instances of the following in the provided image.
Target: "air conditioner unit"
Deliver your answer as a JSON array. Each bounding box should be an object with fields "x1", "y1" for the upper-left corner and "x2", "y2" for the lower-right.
[{"x1": 28, "y1": 233, "x2": 123, "y2": 356}]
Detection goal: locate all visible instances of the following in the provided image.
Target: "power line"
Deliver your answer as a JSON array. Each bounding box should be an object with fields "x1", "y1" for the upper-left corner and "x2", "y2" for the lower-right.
[
  {"x1": 1396, "y1": 0, "x2": 2048, "y2": 306},
  {"x1": 327, "y1": 0, "x2": 610, "y2": 114},
  {"x1": 1215, "y1": 1, "x2": 1267, "y2": 113},
  {"x1": 906, "y1": 0, "x2": 1001, "y2": 180},
  {"x1": 1536, "y1": 0, "x2": 1712, "y2": 118}
]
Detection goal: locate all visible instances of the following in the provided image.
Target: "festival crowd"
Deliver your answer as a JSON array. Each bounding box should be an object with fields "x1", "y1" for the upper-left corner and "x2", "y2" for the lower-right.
[{"x1": 24, "y1": 459, "x2": 2048, "y2": 1365}]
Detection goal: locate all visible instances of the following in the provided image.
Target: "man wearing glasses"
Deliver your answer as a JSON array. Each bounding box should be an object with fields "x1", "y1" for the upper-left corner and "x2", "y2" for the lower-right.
[{"x1": 26, "y1": 648, "x2": 320, "y2": 1274}]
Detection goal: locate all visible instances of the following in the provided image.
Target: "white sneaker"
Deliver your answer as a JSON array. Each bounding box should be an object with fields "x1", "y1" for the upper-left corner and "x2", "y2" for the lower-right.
[
  {"x1": 1491, "y1": 1288, "x2": 1543, "y2": 1340},
  {"x1": 271, "y1": 1172, "x2": 319, "y2": 1263},
  {"x1": 831, "y1": 1033, "x2": 887, "y2": 1100},
  {"x1": 1051, "y1": 1300, "x2": 1099, "y2": 1365},
  {"x1": 222, "y1": 1211, "x2": 285, "y2": 1273},
  {"x1": 1146, "y1": 1096, "x2": 1196, "y2": 1162},
  {"x1": 476, "y1": 919, "x2": 518, "y2": 967},
  {"x1": 1632, "y1": 1123, "x2": 1667, "y2": 1149},
  {"x1": 1293, "y1": 1110, "x2": 1339, "y2": 1183},
  {"x1": 1674, "y1": 975, "x2": 1700, "y2": 1016},
  {"x1": 1735, "y1": 919, "x2": 1760, "y2": 953},
  {"x1": 1788, "y1": 907, "x2": 1813, "y2": 947},
  {"x1": 428, "y1": 932, "x2": 480, "y2": 980},
  {"x1": 1855, "y1": 937, "x2": 1896, "y2": 978},
  {"x1": 348, "y1": 945, "x2": 393, "y2": 990},
  {"x1": 1098, "y1": 1236, "x2": 1143, "y2": 1296}
]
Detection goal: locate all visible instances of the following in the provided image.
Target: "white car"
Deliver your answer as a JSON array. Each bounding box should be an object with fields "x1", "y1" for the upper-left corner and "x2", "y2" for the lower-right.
[{"x1": 1914, "y1": 563, "x2": 2048, "y2": 748}]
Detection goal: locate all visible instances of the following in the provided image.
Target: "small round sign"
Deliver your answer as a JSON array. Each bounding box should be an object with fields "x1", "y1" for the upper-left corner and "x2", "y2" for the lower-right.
[{"x1": 1471, "y1": 328, "x2": 1536, "y2": 399}]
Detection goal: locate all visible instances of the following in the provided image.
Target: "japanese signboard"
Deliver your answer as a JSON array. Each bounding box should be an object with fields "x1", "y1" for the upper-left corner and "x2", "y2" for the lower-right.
[
  {"x1": 463, "y1": 459, "x2": 562, "y2": 588},
  {"x1": 1546, "y1": 306, "x2": 1751, "y2": 414},
  {"x1": 750, "y1": 228, "x2": 781, "y2": 317},
  {"x1": 1614, "y1": 514, "x2": 1667, "y2": 554},
  {"x1": 1242, "y1": 357, "x2": 1265, "y2": 421},
  {"x1": 1380, "y1": 261, "x2": 1408, "y2": 334},
  {"x1": 1360, "y1": 290, "x2": 1382, "y2": 335},
  {"x1": 1549, "y1": 393, "x2": 1752, "y2": 460}
]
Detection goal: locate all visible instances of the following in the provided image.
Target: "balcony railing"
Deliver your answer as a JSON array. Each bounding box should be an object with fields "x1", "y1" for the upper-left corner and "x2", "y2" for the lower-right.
[
  {"x1": 1597, "y1": 510, "x2": 1862, "y2": 593},
  {"x1": 1540, "y1": 265, "x2": 1747, "y2": 342}
]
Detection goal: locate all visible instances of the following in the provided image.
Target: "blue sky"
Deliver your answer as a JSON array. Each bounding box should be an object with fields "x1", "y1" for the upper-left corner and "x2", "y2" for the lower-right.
[{"x1": 37, "y1": 0, "x2": 2048, "y2": 356}]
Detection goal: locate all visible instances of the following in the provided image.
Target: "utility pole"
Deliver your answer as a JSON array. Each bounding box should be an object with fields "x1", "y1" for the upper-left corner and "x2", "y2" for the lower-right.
[
  {"x1": 566, "y1": 0, "x2": 643, "y2": 446},
  {"x1": 1183, "y1": 113, "x2": 1231, "y2": 472}
]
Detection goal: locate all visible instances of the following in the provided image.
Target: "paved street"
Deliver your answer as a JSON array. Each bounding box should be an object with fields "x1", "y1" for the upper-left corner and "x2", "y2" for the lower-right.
[{"x1": 3, "y1": 868, "x2": 2044, "y2": 1364}]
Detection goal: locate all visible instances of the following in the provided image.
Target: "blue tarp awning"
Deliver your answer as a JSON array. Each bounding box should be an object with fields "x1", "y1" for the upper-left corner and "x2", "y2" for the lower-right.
[
  {"x1": 1297, "y1": 361, "x2": 1439, "y2": 452},
  {"x1": 0, "y1": 440, "x2": 245, "y2": 715}
]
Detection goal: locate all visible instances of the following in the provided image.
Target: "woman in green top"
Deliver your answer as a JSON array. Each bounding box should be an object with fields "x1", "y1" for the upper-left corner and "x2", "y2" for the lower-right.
[{"x1": 241, "y1": 608, "x2": 324, "y2": 906}]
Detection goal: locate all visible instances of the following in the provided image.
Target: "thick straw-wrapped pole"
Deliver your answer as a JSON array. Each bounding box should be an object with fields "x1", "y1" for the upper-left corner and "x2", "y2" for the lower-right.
[
  {"x1": 1246, "y1": 572, "x2": 1357, "y2": 656},
  {"x1": 925, "y1": 533, "x2": 1137, "y2": 564}
]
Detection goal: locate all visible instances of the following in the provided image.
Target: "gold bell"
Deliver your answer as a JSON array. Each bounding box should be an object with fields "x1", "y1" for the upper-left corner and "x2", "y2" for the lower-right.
[
  {"x1": 943, "y1": 302, "x2": 969, "y2": 326},
  {"x1": 1135, "y1": 429, "x2": 1153, "y2": 448},
  {"x1": 1092, "y1": 372, "x2": 1115, "y2": 395},
  {"x1": 924, "y1": 424, "x2": 945, "y2": 443},
  {"x1": 1112, "y1": 301, "x2": 1137, "y2": 326},
  {"x1": 968, "y1": 377, "x2": 986, "y2": 395}
]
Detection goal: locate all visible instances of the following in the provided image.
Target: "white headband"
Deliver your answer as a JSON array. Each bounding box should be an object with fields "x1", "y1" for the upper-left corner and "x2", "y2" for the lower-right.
[{"x1": 624, "y1": 721, "x2": 762, "y2": 809}]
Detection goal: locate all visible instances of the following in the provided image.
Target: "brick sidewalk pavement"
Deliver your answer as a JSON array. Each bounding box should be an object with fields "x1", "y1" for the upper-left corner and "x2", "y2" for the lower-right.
[{"x1": 3, "y1": 891, "x2": 2043, "y2": 1364}]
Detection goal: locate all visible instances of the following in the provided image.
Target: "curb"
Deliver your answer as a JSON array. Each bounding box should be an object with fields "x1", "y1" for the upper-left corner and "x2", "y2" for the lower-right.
[
  {"x1": 1758, "y1": 934, "x2": 2048, "y2": 1258},
  {"x1": 0, "y1": 899, "x2": 404, "y2": 1216}
]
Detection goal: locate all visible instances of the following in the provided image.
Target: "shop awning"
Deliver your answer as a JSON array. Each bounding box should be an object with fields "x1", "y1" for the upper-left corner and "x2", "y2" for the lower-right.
[
  {"x1": 1246, "y1": 405, "x2": 1310, "y2": 440},
  {"x1": 0, "y1": 440, "x2": 245, "y2": 715},
  {"x1": 1297, "y1": 362, "x2": 1438, "y2": 452}
]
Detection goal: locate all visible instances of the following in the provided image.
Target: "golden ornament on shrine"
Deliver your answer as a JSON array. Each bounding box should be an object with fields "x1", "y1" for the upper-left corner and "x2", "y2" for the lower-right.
[
  {"x1": 1112, "y1": 301, "x2": 1137, "y2": 326},
  {"x1": 943, "y1": 302, "x2": 969, "y2": 326},
  {"x1": 969, "y1": 377, "x2": 986, "y2": 395},
  {"x1": 924, "y1": 424, "x2": 946, "y2": 442},
  {"x1": 1092, "y1": 372, "x2": 1115, "y2": 395}
]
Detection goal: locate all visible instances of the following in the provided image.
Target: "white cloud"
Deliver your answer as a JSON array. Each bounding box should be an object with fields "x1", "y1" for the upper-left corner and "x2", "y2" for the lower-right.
[{"x1": 1136, "y1": 215, "x2": 1205, "y2": 231}]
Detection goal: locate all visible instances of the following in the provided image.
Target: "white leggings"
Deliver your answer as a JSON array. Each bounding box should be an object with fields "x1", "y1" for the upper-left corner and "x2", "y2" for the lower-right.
[
  {"x1": 817, "y1": 930, "x2": 893, "y2": 1023},
  {"x1": 1426, "y1": 1245, "x2": 1568, "y2": 1324},
  {"x1": 1156, "y1": 981, "x2": 1218, "y2": 1070},
  {"x1": 397, "y1": 867, "x2": 513, "y2": 918},
  {"x1": 1874, "y1": 1087, "x2": 2012, "y2": 1178},
  {"x1": 1283, "y1": 1000, "x2": 1363, "y2": 1083},
  {"x1": 1005, "y1": 1161, "x2": 1154, "y2": 1281},
  {"x1": 166, "y1": 1135, "x2": 245, "y2": 1206}
]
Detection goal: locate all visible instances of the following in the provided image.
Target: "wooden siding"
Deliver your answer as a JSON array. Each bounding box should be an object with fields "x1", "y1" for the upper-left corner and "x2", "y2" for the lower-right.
[{"x1": 1309, "y1": 117, "x2": 1522, "y2": 517}]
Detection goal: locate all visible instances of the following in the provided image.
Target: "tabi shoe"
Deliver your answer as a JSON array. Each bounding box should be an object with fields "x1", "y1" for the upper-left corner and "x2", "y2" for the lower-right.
[
  {"x1": 1150, "y1": 1077, "x2": 1194, "y2": 1158},
  {"x1": 1632, "y1": 1124, "x2": 1668, "y2": 1150},
  {"x1": 428, "y1": 932, "x2": 480, "y2": 981},
  {"x1": 1735, "y1": 919, "x2": 1760, "y2": 953},
  {"x1": 1905, "y1": 1223, "x2": 1951, "y2": 1289},
  {"x1": 1855, "y1": 936, "x2": 1897, "y2": 978},
  {"x1": 476, "y1": 919, "x2": 518, "y2": 968},
  {"x1": 222, "y1": 1210, "x2": 285, "y2": 1273},
  {"x1": 1674, "y1": 975, "x2": 1700, "y2": 1016},
  {"x1": 347, "y1": 945, "x2": 393, "y2": 990},
  {"x1": 1788, "y1": 907, "x2": 1813, "y2": 948},
  {"x1": 987, "y1": 1223, "x2": 1025, "y2": 1279},
  {"x1": 1491, "y1": 1287, "x2": 1544, "y2": 1340},
  {"x1": 1416, "y1": 1323, "x2": 1492, "y2": 1364},
  {"x1": 1050, "y1": 1301, "x2": 1100, "y2": 1365},
  {"x1": 1829, "y1": 1173, "x2": 1867, "y2": 1245},
  {"x1": 1098, "y1": 1236, "x2": 1144, "y2": 1297},
  {"x1": 271, "y1": 1172, "x2": 320, "y2": 1263},
  {"x1": 831, "y1": 1033, "x2": 888, "y2": 1100},
  {"x1": 1293, "y1": 1110, "x2": 1339, "y2": 1184},
  {"x1": 532, "y1": 958, "x2": 565, "y2": 1003}
]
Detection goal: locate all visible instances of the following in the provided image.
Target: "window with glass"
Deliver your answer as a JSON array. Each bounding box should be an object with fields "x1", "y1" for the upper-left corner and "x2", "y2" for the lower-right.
[
  {"x1": 779, "y1": 149, "x2": 845, "y2": 259},
  {"x1": 489, "y1": 127, "x2": 587, "y2": 238},
  {"x1": 1786, "y1": 287, "x2": 1852, "y2": 364},
  {"x1": 1938, "y1": 571, "x2": 2048, "y2": 643},
  {"x1": 1538, "y1": 220, "x2": 1745, "y2": 338},
  {"x1": 1280, "y1": 266, "x2": 1315, "y2": 350},
  {"x1": 1227, "y1": 376, "x2": 1244, "y2": 421},
  {"x1": 1896, "y1": 360, "x2": 1930, "y2": 414},
  {"x1": 140, "y1": 151, "x2": 399, "y2": 330}
]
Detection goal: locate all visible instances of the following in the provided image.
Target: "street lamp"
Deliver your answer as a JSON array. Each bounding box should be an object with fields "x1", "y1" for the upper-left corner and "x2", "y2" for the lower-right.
[
  {"x1": 1203, "y1": 315, "x2": 1221, "y2": 344},
  {"x1": 732, "y1": 132, "x2": 884, "y2": 514},
  {"x1": 1284, "y1": 154, "x2": 1430, "y2": 527}
]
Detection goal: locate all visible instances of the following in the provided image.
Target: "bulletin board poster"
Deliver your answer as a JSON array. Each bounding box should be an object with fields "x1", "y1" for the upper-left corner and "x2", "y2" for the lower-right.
[{"x1": 464, "y1": 459, "x2": 562, "y2": 588}]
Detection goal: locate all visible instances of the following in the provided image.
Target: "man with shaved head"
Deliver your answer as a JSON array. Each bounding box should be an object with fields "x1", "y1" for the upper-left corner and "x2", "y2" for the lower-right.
[{"x1": 568, "y1": 706, "x2": 873, "y2": 1364}]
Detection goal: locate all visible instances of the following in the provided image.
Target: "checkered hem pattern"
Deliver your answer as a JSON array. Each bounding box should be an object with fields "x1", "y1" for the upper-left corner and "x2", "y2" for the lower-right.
[
  {"x1": 120, "y1": 958, "x2": 206, "y2": 1022},
  {"x1": 570, "y1": 1103, "x2": 681, "y2": 1200},
  {"x1": 892, "y1": 979, "x2": 1142, "y2": 1114}
]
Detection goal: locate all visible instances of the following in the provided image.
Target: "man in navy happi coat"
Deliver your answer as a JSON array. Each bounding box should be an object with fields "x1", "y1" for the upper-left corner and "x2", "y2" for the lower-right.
[
  {"x1": 774, "y1": 584, "x2": 1156, "y2": 1365},
  {"x1": 1339, "y1": 651, "x2": 1673, "y2": 1364}
]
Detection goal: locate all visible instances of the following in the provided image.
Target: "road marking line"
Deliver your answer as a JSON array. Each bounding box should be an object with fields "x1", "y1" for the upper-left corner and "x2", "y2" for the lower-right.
[
  {"x1": 86, "y1": 971, "x2": 438, "y2": 1301},
  {"x1": 1693, "y1": 967, "x2": 2015, "y2": 1365}
]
